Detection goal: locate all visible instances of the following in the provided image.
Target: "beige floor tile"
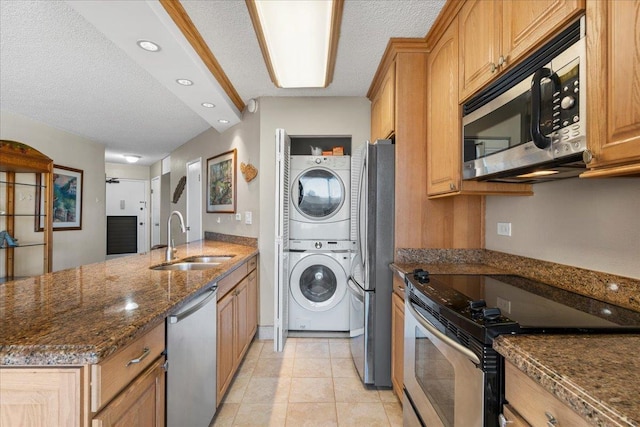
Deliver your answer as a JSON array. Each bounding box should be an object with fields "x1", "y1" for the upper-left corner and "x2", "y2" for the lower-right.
[
  {"x1": 253, "y1": 357, "x2": 294, "y2": 378},
  {"x1": 328, "y1": 340, "x2": 351, "y2": 358},
  {"x1": 235, "y1": 356, "x2": 257, "y2": 379},
  {"x1": 222, "y1": 375, "x2": 250, "y2": 404},
  {"x1": 244, "y1": 340, "x2": 264, "y2": 361},
  {"x1": 335, "y1": 402, "x2": 391, "y2": 427},
  {"x1": 295, "y1": 342, "x2": 330, "y2": 359},
  {"x1": 378, "y1": 388, "x2": 400, "y2": 403},
  {"x1": 210, "y1": 403, "x2": 239, "y2": 427},
  {"x1": 285, "y1": 402, "x2": 338, "y2": 427},
  {"x1": 383, "y1": 401, "x2": 403, "y2": 427},
  {"x1": 330, "y1": 358, "x2": 358, "y2": 378},
  {"x1": 292, "y1": 358, "x2": 332, "y2": 378},
  {"x1": 232, "y1": 403, "x2": 288, "y2": 426},
  {"x1": 333, "y1": 377, "x2": 380, "y2": 403},
  {"x1": 242, "y1": 377, "x2": 291, "y2": 404},
  {"x1": 289, "y1": 377, "x2": 335, "y2": 403}
]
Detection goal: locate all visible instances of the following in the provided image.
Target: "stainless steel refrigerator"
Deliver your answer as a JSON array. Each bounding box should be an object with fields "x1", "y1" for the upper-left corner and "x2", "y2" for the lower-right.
[{"x1": 347, "y1": 139, "x2": 394, "y2": 387}]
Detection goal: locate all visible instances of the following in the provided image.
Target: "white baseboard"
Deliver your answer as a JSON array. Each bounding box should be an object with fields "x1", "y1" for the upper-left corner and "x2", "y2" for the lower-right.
[{"x1": 257, "y1": 325, "x2": 273, "y2": 340}]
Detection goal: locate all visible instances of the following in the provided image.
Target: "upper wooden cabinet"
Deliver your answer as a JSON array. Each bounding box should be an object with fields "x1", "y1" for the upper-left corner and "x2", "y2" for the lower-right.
[
  {"x1": 459, "y1": 0, "x2": 585, "y2": 102},
  {"x1": 370, "y1": 63, "x2": 396, "y2": 141},
  {"x1": 426, "y1": 17, "x2": 532, "y2": 198},
  {"x1": 581, "y1": 0, "x2": 640, "y2": 178}
]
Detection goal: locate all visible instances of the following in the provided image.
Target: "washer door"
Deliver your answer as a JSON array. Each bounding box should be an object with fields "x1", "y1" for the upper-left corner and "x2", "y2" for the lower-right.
[
  {"x1": 290, "y1": 254, "x2": 347, "y2": 312},
  {"x1": 292, "y1": 168, "x2": 345, "y2": 221}
]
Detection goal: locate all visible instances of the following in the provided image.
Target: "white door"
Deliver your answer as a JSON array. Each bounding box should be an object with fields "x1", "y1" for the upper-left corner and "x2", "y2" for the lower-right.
[
  {"x1": 151, "y1": 176, "x2": 160, "y2": 247},
  {"x1": 274, "y1": 128, "x2": 291, "y2": 352},
  {"x1": 186, "y1": 159, "x2": 202, "y2": 243},
  {"x1": 105, "y1": 179, "x2": 148, "y2": 256}
]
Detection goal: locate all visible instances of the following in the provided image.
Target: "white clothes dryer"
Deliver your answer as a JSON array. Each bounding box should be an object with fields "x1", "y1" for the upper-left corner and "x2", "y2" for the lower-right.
[
  {"x1": 288, "y1": 249, "x2": 352, "y2": 331},
  {"x1": 289, "y1": 155, "x2": 351, "y2": 240}
]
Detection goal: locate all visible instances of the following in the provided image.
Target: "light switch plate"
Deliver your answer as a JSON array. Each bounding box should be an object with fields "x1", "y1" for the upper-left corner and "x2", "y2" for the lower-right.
[
  {"x1": 235, "y1": 213, "x2": 242, "y2": 221},
  {"x1": 245, "y1": 211, "x2": 252, "y2": 224},
  {"x1": 497, "y1": 222, "x2": 512, "y2": 236}
]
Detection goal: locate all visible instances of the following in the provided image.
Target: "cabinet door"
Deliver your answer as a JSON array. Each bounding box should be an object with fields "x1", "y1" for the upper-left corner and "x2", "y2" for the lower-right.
[
  {"x1": 92, "y1": 356, "x2": 166, "y2": 427},
  {"x1": 235, "y1": 277, "x2": 250, "y2": 361},
  {"x1": 458, "y1": 0, "x2": 501, "y2": 101},
  {"x1": 582, "y1": 0, "x2": 640, "y2": 176},
  {"x1": 247, "y1": 270, "x2": 258, "y2": 341},
  {"x1": 371, "y1": 62, "x2": 396, "y2": 140},
  {"x1": 217, "y1": 291, "x2": 236, "y2": 403},
  {"x1": 427, "y1": 17, "x2": 461, "y2": 196},
  {"x1": 0, "y1": 368, "x2": 84, "y2": 427},
  {"x1": 391, "y1": 292, "x2": 405, "y2": 401},
  {"x1": 502, "y1": 0, "x2": 584, "y2": 67}
]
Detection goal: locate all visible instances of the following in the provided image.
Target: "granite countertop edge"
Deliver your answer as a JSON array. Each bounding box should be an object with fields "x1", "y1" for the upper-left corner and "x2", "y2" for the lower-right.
[{"x1": 0, "y1": 240, "x2": 258, "y2": 367}]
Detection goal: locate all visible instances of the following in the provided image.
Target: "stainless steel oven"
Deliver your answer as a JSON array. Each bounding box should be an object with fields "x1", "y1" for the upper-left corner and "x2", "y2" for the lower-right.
[{"x1": 404, "y1": 297, "x2": 486, "y2": 427}]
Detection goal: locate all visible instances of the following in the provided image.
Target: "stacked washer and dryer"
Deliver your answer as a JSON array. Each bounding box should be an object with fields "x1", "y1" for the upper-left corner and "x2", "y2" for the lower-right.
[{"x1": 288, "y1": 155, "x2": 355, "y2": 332}]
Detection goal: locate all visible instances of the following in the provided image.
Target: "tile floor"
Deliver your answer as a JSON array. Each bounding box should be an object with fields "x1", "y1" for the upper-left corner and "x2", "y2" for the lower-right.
[{"x1": 211, "y1": 337, "x2": 402, "y2": 427}]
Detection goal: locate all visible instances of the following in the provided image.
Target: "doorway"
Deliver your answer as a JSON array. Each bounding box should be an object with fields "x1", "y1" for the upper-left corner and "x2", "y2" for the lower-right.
[
  {"x1": 151, "y1": 176, "x2": 160, "y2": 247},
  {"x1": 186, "y1": 159, "x2": 202, "y2": 243},
  {"x1": 105, "y1": 178, "x2": 148, "y2": 257}
]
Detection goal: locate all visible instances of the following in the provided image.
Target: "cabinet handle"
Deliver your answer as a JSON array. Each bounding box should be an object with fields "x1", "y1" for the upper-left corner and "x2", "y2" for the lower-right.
[
  {"x1": 545, "y1": 411, "x2": 558, "y2": 426},
  {"x1": 126, "y1": 347, "x2": 150, "y2": 367},
  {"x1": 449, "y1": 182, "x2": 456, "y2": 191},
  {"x1": 498, "y1": 55, "x2": 506, "y2": 67},
  {"x1": 490, "y1": 62, "x2": 497, "y2": 73},
  {"x1": 498, "y1": 414, "x2": 512, "y2": 427}
]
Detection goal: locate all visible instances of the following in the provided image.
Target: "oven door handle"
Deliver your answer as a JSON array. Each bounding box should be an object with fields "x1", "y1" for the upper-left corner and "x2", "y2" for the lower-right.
[{"x1": 406, "y1": 301, "x2": 481, "y2": 366}]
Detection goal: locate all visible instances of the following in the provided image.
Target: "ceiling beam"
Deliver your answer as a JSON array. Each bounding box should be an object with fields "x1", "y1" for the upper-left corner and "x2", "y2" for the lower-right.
[{"x1": 159, "y1": 0, "x2": 245, "y2": 112}]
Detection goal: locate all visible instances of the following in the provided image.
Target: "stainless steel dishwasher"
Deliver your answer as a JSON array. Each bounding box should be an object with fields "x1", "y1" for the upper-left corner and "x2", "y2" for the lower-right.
[{"x1": 166, "y1": 285, "x2": 217, "y2": 427}]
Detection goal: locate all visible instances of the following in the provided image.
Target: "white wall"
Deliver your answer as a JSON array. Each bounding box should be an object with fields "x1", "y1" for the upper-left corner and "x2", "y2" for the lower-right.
[
  {"x1": 1, "y1": 110, "x2": 107, "y2": 271},
  {"x1": 258, "y1": 97, "x2": 371, "y2": 327},
  {"x1": 105, "y1": 163, "x2": 150, "y2": 181},
  {"x1": 164, "y1": 108, "x2": 260, "y2": 245},
  {"x1": 486, "y1": 177, "x2": 640, "y2": 279}
]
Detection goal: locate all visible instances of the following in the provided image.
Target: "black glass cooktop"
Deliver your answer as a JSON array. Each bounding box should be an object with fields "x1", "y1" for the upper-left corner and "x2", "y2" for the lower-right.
[{"x1": 406, "y1": 272, "x2": 640, "y2": 341}]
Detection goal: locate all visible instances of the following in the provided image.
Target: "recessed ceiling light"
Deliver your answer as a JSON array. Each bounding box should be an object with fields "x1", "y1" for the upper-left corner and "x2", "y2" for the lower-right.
[
  {"x1": 218, "y1": 119, "x2": 230, "y2": 124},
  {"x1": 176, "y1": 78, "x2": 193, "y2": 86},
  {"x1": 202, "y1": 102, "x2": 216, "y2": 108},
  {"x1": 124, "y1": 155, "x2": 141, "y2": 163},
  {"x1": 136, "y1": 39, "x2": 161, "y2": 52}
]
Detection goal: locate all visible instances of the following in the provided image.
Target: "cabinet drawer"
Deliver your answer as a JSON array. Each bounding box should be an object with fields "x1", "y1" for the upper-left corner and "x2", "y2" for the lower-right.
[
  {"x1": 247, "y1": 256, "x2": 257, "y2": 273},
  {"x1": 505, "y1": 361, "x2": 589, "y2": 427},
  {"x1": 218, "y1": 262, "x2": 249, "y2": 300},
  {"x1": 91, "y1": 322, "x2": 165, "y2": 413}
]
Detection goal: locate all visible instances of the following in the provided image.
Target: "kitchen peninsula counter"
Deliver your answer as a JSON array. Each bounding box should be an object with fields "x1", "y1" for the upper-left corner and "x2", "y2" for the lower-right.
[
  {"x1": 0, "y1": 240, "x2": 258, "y2": 366},
  {"x1": 494, "y1": 334, "x2": 640, "y2": 427}
]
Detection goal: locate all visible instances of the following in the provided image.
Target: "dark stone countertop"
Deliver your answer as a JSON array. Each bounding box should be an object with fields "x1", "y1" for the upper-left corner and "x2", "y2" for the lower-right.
[{"x1": 0, "y1": 240, "x2": 258, "y2": 366}]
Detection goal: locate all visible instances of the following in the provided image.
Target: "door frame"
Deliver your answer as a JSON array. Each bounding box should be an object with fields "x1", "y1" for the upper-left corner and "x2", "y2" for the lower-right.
[{"x1": 186, "y1": 158, "x2": 202, "y2": 243}]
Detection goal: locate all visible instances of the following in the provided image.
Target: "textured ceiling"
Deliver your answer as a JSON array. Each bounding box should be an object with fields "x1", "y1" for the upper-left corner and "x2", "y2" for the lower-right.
[{"x1": 0, "y1": 0, "x2": 445, "y2": 166}]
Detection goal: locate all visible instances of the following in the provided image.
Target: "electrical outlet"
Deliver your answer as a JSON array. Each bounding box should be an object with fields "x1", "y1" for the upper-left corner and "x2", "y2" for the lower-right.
[
  {"x1": 245, "y1": 211, "x2": 252, "y2": 225},
  {"x1": 235, "y1": 213, "x2": 242, "y2": 221},
  {"x1": 497, "y1": 222, "x2": 512, "y2": 236}
]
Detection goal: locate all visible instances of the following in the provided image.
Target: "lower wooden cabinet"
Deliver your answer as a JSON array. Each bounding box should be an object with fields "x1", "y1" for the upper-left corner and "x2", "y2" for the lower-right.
[
  {"x1": 0, "y1": 367, "x2": 87, "y2": 427},
  {"x1": 217, "y1": 256, "x2": 258, "y2": 404},
  {"x1": 391, "y1": 290, "x2": 405, "y2": 401},
  {"x1": 92, "y1": 356, "x2": 166, "y2": 427},
  {"x1": 504, "y1": 361, "x2": 589, "y2": 426}
]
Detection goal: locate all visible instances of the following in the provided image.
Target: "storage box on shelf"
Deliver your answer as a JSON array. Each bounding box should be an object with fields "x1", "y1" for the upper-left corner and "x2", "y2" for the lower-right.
[
  {"x1": 0, "y1": 140, "x2": 53, "y2": 282},
  {"x1": 217, "y1": 255, "x2": 258, "y2": 404}
]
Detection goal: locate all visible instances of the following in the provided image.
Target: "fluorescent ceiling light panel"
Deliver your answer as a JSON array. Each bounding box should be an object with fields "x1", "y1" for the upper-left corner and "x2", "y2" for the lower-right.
[{"x1": 249, "y1": 0, "x2": 342, "y2": 88}]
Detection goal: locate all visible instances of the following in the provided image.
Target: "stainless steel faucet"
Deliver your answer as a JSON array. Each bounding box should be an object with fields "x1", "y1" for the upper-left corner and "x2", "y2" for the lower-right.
[{"x1": 166, "y1": 210, "x2": 186, "y2": 262}]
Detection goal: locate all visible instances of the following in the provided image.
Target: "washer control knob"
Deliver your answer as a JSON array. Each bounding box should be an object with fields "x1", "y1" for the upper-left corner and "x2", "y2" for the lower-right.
[
  {"x1": 315, "y1": 241, "x2": 322, "y2": 249},
  {"x1": 560, "y1": 95, "x2": 575, "y2": 110},
  {"x1": 315, "y1": 158, "x2": 322, "y2": 164}
]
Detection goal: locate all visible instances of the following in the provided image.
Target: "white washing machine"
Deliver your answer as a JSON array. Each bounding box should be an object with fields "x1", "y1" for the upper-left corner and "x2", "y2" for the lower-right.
[
  {"x1": 288, "y1": 243, "x2": 352, "y2": 331},
  {"x1": 289, "y1": 155, "x2": 351, "y2": 240}
]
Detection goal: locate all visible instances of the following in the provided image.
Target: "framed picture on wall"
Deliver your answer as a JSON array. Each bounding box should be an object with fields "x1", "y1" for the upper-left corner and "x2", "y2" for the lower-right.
[
  {"x1": 36, "y1": 165, "x2": 83, "y2": 231},
  {"x1": 207, "y1": 149, "x2": 237, "y2": 213}
]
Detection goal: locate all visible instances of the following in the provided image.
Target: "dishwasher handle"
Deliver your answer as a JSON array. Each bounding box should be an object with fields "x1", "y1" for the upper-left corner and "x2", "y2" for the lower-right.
[{"x1": 169, "y1": 287, "x2": 217, "y2": 324}]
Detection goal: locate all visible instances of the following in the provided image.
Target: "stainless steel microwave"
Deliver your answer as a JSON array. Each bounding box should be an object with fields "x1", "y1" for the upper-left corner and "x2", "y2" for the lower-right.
[{"x1": 462, "y1": 18, "x2": 586, "y2": 183}]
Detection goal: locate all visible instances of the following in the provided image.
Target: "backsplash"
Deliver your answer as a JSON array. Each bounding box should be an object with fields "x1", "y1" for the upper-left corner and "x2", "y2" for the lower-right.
[
  {"x1": 395, "y1": 248, "x2": 640, "y2": 313},
  {"x1": 204, "y1": 232, "x2": 258, "y2": 248}
]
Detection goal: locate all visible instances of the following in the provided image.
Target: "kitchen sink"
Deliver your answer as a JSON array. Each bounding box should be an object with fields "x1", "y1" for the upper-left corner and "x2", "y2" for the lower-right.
[
  {"x1": 182, "y1": 255, "x2": 234, "y2": 263},
  {"x1": 150, "y1": 262, "x2": 220, "y2": 271}
]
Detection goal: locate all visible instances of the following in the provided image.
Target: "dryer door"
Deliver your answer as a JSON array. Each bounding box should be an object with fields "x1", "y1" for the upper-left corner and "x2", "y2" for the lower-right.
[
  {"x1": 292, "y1": 168, "x2": 345, "y2": 221},
  {"x1": 290, "y1": 254, "x2": 347, "y2": 312}
]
